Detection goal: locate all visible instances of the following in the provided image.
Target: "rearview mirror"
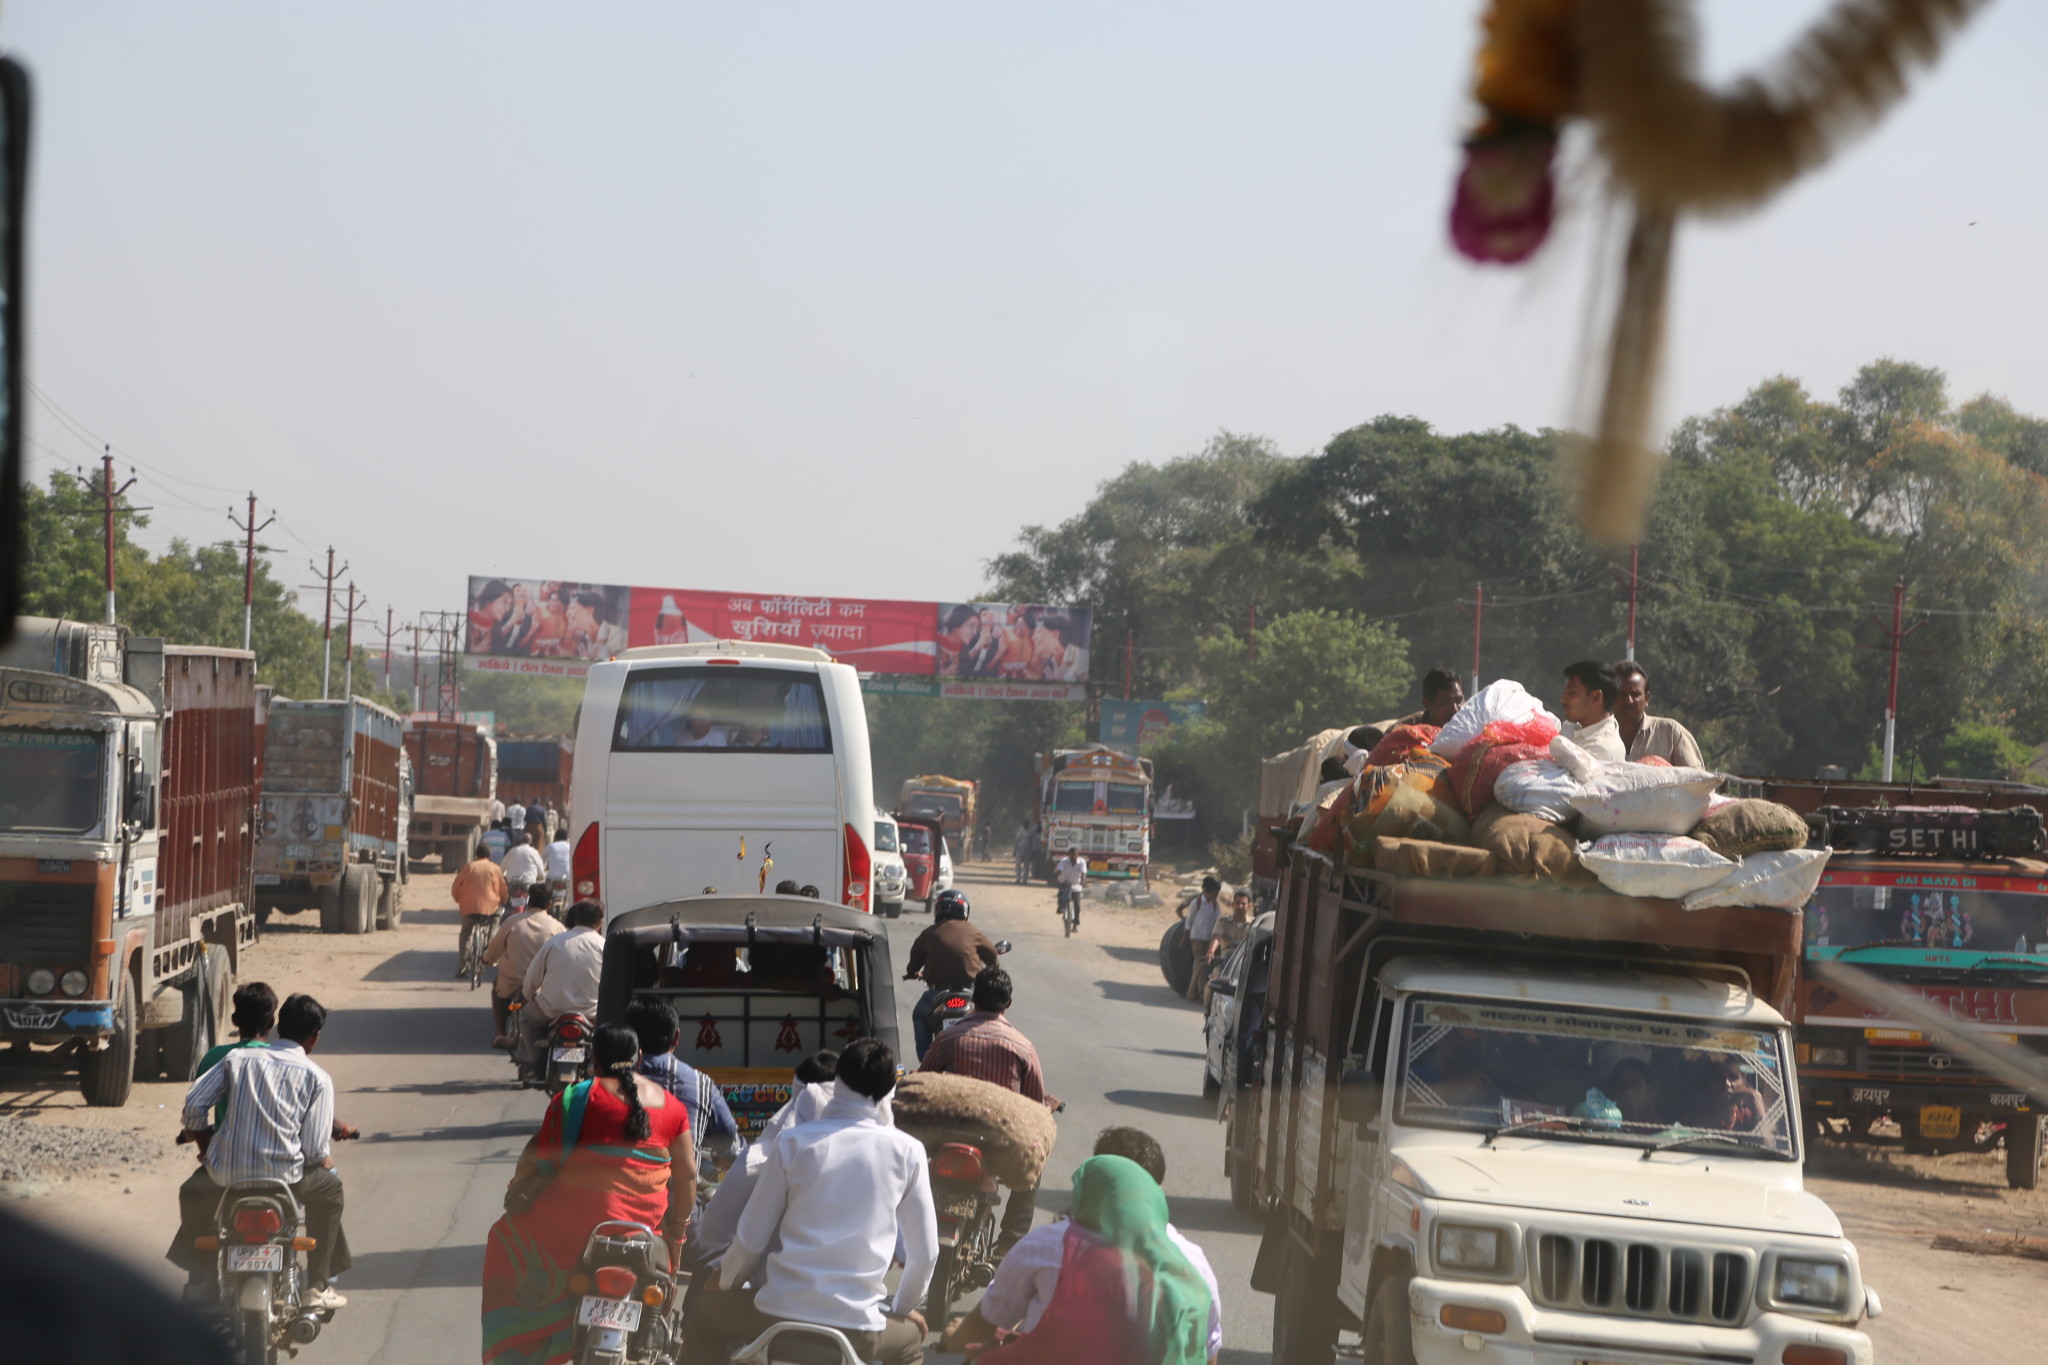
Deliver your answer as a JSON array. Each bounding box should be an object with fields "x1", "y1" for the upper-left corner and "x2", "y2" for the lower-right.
[
  {"x1": 994, "y1": 939, "x2": 1012, "y2": 954},
  {"x1": 1209, "y1": 979, "x2": 1237, "y2": 997},
  {"x1": 0, "y1": 57, "x2": 28, "y2": 648}
]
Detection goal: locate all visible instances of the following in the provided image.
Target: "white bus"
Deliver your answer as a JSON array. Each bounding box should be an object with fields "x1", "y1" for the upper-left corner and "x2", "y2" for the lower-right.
[{"x1": 567, "y1": 641, "x2": 876, "y2": 915}]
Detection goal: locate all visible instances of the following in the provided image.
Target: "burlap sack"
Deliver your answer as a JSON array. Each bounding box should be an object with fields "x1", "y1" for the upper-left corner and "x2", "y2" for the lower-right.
[
  {"x1": 1689, "y1": 799, "x2": 1809, "y2": 859},
  {"x1": 1373, "y1": 836, "x2": 1497, "y2": 880},
  {"x1": 891, "y1": 1071, "x2": 1058, "y2": 1190},
  {"x1": 1472, "y1": 804, "x2": 1599, "y2": 887}
]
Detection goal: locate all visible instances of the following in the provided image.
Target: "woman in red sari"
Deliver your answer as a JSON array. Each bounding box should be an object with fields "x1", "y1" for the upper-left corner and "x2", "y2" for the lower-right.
[{"x1": 482, "y1": 1024, "x2": 697, "y2": 1365}]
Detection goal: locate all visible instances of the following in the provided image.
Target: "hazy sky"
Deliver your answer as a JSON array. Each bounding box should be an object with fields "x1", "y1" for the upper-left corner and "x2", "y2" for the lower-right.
[{"x1": 9, "y1": 2, "x2": 2045, "y2": 632}]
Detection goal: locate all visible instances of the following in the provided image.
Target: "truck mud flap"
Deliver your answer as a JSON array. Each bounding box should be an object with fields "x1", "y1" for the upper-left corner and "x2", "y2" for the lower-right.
[{"x1": 1250, "y1": 1217, "x2": 1288, "y2": 1294}]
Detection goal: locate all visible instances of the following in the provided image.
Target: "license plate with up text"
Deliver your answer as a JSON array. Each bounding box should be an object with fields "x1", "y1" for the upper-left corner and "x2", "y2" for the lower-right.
[
  {"x1": 577, "y1": 1295, "x2": 642, "y2": 1331},
  {"x1": 227, "y1": 1244, "x2": 285, "y2": 1273}
]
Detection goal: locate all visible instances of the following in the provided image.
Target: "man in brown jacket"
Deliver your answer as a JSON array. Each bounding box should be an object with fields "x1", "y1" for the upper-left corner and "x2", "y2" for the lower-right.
[
  {"x1": 904, "y1": 891, "x2": 1000, "y2": 1060},
  {"x1": 451, "y1": 848, "x2": 507, "y2": 978}
]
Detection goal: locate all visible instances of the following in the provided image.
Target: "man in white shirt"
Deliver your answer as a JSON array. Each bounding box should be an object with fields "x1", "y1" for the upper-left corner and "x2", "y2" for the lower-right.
[
  {"x1": 171, "y1": 993, "x2": 353, "y2": 1308},
  {"x1": 499, "y1": 831, "x2": 547, "y2": 891},
  {"x1": 1557, "y1": 659, "x2": 1627, "y2": 762},
  {"x1": 1054, "y1": 849, "x2": 1086, "y2": 925},
  {"x1": 681, "y1": 1039, "x2": 936, "y2": 1365},
  {"x1": 543, "y1": 827, "x2": 573, "y2": 886},
  {"x1": 1179, "y1": 876, "x2": 1225, "y2": 1001},
  {"x1": 504, "y1": 799, "x2": 527, "y2": 836},
  {"x1": 943, "y1": 1125, "x2": 1222, "y2": 1360},
  {"x1": 518, "y1": 901, "x2": 606, "y2": 1071}
]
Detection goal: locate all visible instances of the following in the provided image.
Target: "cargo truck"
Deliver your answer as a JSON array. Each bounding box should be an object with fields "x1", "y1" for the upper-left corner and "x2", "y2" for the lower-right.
[
  {"x1": 498, "y1": 736, "x2": 573, "y2": 836},
  {"x1": 1751, "y1": 777, "x2": 2048, "y2": 1188},
  {"x1": 404, "y1": 718, "x2": 498, "y2": 867},
  {"x1": 1032, "y1": 745, "x2": 1152, "y2": 881},
  {"x1": 0, "y1": 618, "x2": 261, "y2": 1106},
  {"x1": 253, "y1": 697, "x2": 410, "y2": 934},
  {"x1": 1240, "y1": 839, "x2": 1876, "y2": 1365},
  {"x1": 898, "y1": 773, "x2": 977, "y2": 862}
]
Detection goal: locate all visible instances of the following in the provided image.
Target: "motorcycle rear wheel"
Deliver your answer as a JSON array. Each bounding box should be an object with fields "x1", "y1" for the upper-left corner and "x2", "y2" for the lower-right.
[
  {"x1": 924, "y1": 1242, "x2": 961, "y2": 1331},
  {"x1": 241, "y1": 1308, "x2": 276, "y2": 1365}
]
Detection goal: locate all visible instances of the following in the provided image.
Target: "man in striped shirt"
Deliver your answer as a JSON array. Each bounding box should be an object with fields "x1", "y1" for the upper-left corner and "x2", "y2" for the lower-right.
[
  {"x1": 917, "y1": 967, "x2": 1057, "y2": 1253},
  {"x1": 170, "y1": 994, "x2": 352, "y2": 1308}
]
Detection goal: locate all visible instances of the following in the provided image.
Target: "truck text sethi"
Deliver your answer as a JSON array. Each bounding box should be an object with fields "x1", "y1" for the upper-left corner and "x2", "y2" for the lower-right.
[{"x1": 0, "y1": 619, "x2": 261, "y2": 1106}]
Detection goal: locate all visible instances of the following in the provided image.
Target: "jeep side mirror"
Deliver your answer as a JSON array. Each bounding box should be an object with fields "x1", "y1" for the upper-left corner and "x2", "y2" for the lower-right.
[
  {"x1": 1338, "y1": 1067, "x2": 1382, "y2": 1125},
  {"x1": 1209, "y1": 979, "x2": 1236, "y2": 997}
]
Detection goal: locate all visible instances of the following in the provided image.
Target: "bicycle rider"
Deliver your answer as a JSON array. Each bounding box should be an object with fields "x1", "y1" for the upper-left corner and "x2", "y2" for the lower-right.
[
  {"x1": 1054, "y1": 847, "x2": 1087, "y2": 927},
  {"x1": 452, "y1": 843, "x2": 507, "y2": 979}
]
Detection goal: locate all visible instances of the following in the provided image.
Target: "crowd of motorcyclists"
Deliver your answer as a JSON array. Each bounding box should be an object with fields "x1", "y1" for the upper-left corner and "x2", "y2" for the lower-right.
[{"x1": 162, "y1": 859, "x2": 1221, "y2": 1365}]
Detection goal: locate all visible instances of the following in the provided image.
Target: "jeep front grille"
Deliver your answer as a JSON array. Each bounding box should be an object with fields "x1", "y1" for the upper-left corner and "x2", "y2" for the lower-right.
[{"x1": 1530, "y1": 1232, "x2": 1751, "y2": 1326}]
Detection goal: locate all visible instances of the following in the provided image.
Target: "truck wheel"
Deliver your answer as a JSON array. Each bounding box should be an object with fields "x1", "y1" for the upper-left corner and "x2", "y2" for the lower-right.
[
  {"x1": 342, "y1": 865, "x2": 377, "y2": 935},
  {"x1": 80, "y1": 976, "x2": 136, "y2": 1108},
  {"x1": 377, "y1": 874, "x2": 403, "y2": 929},
  {"x1": 1160, "y1": 922, "x2": 1194, "y2": 995},
  {"x1": 1271, "y1": 1235, "x2": 1342, "y2": 1365},
  {"x1": 317, "y1": 881, "x2": 344, "y2": 933},
  {"x1": 1359, "y1": 1274, "x2": 1416, "y2": 1365},
  {"x1": 2007, "y1": 1113, "x2": 2045, "y2": 1190}
]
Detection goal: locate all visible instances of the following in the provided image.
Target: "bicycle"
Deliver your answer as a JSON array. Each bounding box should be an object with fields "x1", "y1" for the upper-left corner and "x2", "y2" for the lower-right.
[
  {"x1": 465, "y1": 905, "x2": 505, "y2": 990},
  {"x1": 1058, "y1": 882, "x2": 1083, "y2": 938}
]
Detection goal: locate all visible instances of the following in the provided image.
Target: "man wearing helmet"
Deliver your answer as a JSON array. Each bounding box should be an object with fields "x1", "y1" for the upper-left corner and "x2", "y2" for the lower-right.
[{"x1": 903, "y1": 891, "x2": 1001, "y2": 1061}]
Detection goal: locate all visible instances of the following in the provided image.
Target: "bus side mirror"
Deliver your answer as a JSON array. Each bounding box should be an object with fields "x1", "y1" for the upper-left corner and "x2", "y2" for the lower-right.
[{"x1": 0, "y1": 57, "x2": 30, "y2": 649}]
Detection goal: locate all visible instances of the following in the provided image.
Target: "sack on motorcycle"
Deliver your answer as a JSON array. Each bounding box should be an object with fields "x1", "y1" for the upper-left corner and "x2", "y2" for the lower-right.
[{"x1": 892, "y1": 1072, "x2": 1058, "y2": 1190}]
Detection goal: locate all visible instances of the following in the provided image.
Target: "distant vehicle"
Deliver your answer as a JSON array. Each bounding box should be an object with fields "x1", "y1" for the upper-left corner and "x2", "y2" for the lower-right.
[
  {"x1": 254, "y1": 697, "x2": 409, "y2": 934},
  {"x1": 870, "y1": 809, "x2": 910, "y2": 918},
  {"x1": 893, "y1": 812, "x2": 952, "y2": 915},
  {"x1": 404, "y1": 719, "x2": 498, "y2": 867},
  {"x1": 1203, "y1": 911, "x2": 1274, "y2": 1103},
  {"x1": 497, "y1": 735, "x2": 573, "y2": 836},
  {"x1": 898, "y1": 774, "x2": 978, "y2": 862},
  {"x1": 0, "y1": 618, "x2": 262, "y2": 1105},
  {"x1": 570, "y1": 640, "x2": 877, "y2": 915},
  {"x1": 1033, "y1": 745, "x2": 1152, "y2": 881}
]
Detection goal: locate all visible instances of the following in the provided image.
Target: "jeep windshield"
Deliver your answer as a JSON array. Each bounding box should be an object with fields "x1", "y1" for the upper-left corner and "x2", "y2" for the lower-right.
[
  {"x1": 1395, "y1": 996, "x2": 1797, "y2": 1160},
  {"x1": 0, "y1": 728, "x2": 104, "y2": 835}
]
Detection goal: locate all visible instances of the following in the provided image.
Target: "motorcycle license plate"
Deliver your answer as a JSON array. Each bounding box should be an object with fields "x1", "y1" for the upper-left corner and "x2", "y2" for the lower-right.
[
  {"x1": 576, "y1": 1296, "x2": 642, "y2": 1331},
  {"x1": 227, "y1": 1244, "x2": 285, "y2": 1273},
  {"x1": 1920, "y1": 1105, "x2": 1962, "y2": 1139},
  {"x1": 552, "y1": 1047, "x2": 587, "y2": 1064}
]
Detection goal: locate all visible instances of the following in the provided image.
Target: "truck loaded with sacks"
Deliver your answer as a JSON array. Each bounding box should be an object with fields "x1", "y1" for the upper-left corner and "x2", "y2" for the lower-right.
[
  {"x1": 1241, "y1": 679, "x2": 1874, "y2": 1365},
  {"x1": 0, "y1": 618, "x2": 263, "y2": 1106}
]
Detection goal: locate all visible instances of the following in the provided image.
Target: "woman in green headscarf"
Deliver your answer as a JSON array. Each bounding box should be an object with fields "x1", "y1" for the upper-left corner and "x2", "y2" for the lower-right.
[{"x1": 976, "y1": 1154, "x2": 1211, "y2": 1365}]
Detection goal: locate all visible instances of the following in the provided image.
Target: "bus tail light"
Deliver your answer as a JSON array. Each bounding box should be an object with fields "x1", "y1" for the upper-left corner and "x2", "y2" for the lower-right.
[
  {"x1": 573, "y1": 821, "x2": 601, "y2": 901},
  {"x1": 843, "y1": 823, "x2": 870, "y2": 912}
]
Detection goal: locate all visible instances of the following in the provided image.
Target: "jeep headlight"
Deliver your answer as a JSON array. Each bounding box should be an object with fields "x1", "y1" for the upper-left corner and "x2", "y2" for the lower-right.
[
  {"x1": 1773, "y1": 1257, "x2": 1849, "y2": 1310},
  {"x1": 1434, "y1": 1223, "x2": 1507, "y2": 1276}
]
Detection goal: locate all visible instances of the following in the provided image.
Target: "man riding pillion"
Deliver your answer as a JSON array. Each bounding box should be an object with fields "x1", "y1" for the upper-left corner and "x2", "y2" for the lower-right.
[
  {"x1": 903, "y1": 890, "x2": 1001, "y2": 1060},
  {"x1": 1054, "y1": 848, "x2": 1086, "y2": 925},
  {"x1": 518, "y1": 900, "x2": 606, "y2": 1076},
  {"x1": 500, "y1": 830, "x2": 548, "y2": 901},
  {"x1": 452, "y1": 843, "x2": 508, "y2": 978},
  {"x1": 170, "y1": 993, "x2": 354, "y2": 1310},
  {"x1": 483, "y1": 878, "x2": 564, "y2": 1050}
]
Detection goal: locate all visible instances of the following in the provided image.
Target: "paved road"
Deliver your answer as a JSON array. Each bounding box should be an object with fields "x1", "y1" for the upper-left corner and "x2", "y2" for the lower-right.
[{"x1": 19, "y1": 865, "x2": 1274, "y2": 1364}]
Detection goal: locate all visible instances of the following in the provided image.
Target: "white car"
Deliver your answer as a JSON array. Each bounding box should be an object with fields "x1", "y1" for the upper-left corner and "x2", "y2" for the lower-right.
[{"x1": 871, "y1": 810, "x2": 911, "y2": 918}]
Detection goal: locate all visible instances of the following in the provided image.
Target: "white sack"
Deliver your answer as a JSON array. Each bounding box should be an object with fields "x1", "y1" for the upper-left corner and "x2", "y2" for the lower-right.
[
  {"x1": 1549, "y1": 734, "x2": 1600, "y2": 783},
  {"x1": 1493, "y1": 760, "x2": 1581, "y2": 824},
  {"x1": 1428, "y1": 679, "x2": 1561, "y2": 759},
  {"x1": 1579, "y1": 834, "x2": 1736, "y2": 900},
  {"x1": 1570, "y1": 762, "x2": 1723, "y2": 836},
  {"x1": 1682, "y1": 847, "x2": 1833, "y2": 911}
]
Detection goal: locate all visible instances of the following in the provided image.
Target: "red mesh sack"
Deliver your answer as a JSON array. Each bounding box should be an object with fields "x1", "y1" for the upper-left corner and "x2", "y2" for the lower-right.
[
  {"x1": 1366, "y1": 724, "x2": 1441, "y2": 767},
  {"x1": 1307, "y1": 779, "x2": 1357, "y2": 856},
  {"x1": 1446, "y1": 739, "x2": 1547, "y2": 818},
  {"x1": 1476, "y1": 716, "x2": 1560, "y2": 750},
  {"x1": 1637, "y1": 754, "x2": 1673, "y2": 768}
]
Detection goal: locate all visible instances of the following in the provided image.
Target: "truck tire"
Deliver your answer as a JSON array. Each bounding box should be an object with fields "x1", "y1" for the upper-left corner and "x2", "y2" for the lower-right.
[
  {"x1": 80, "y1": 976, "x2": 136, "y2": 1108},
  {"x1": 1160, "y1": 921, "x2": 1194, "y2": 995},
  {"x1": 1360, "y1": 1274, "x2": 1416, "y2": 1365},
  {"x1": 1271, "y1": 1234, "x2": 1343, "y2": 1365},
  {"x1": 317, "y1": 881, "x2": 344, "y2": 934},
  {"x1": 2008, "y1": 1113, "x2": 2045, "y2": 1190},
  {"x1": 377, "y1": 874, "x2": 403, "y2": 929},
  {"x1": 342, "y1": 865, "x2": 377, "y2": 935}
]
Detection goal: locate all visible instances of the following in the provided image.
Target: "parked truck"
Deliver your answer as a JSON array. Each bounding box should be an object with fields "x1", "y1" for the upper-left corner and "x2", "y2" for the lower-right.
[
  {"x1": 253, "y1": 697, "x2": 410, "y2": 934},
  {"x1": 498, "y1": 736, "x2": 573, "y2": 836},
  {"x1": 0, "y1": 618, "x2": 261, "y2": 1106},
  {"x1": 1032, "y1": 745, "x2": 1153, "y2": 881},
  {"x1": 1238, "y1": 838, "x2": 1875, "y2": 1365},
  {"x1": 1751, "y1": 777, "x2": 2048, "y2": 1188},
  {"x1": 898, "y1": 774, "x2": 978, "y2": 862},
  {"x1": 404, "y1": 718, "x2": 498, "y2": 868}
]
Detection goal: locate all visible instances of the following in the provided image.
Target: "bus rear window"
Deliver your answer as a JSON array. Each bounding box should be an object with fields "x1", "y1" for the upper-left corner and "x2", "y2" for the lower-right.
[{"x1": 613, "y1": 667, "x2": 834, "y2": 754}]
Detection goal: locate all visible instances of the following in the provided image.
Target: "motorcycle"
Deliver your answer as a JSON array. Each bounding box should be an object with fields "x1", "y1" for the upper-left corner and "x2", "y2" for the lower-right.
[
  {"x1": 193, "y1": 1179, "x2": 333, "y2": 1365},
  {"x1": 567, "y1": 1220, "x2": 681, "y2": 1365},
  {"x1": 922, "y1": 1138, "x2": 1002, "y2": 1332},
  {"x1": 911, "y1": 940, "x2": 1010, "y2": 1055},
  {"x1": 536, "y1": 1010, "x2": 594, "y2": 1095},
  {"x1": 731, "y1": 1321, "x2": 867, "y2": 1365}
]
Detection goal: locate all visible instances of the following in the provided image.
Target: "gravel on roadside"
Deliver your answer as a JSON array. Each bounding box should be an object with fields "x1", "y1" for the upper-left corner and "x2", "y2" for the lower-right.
[{"x1": 0, "y1": 1114, "x2": 167, "y2": 1187}]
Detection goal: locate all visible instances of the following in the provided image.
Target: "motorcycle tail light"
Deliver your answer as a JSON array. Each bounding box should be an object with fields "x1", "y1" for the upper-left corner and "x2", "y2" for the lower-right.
[
  {"x1": 557, "y1": 1020, "x2": 585, "y2": 1042},
  {"x1": 944, "y1": 997, "x2": 968, "y2": 1011},
  {"x1": 930, "y1": 1142, "x2": 985, "y2": 1183},
  {"x1": 572, "y1": 821, "x2": 601, "y2": 902},
  {"x1": 594, "y1": 1265, "x2": 637, "y2": 1299},
  {"x1": 843, "y1": 823, "x2": 870, "y2": 912},
  {"x1": 233, "y1": 1207, "x2": 283, "y2": 1240}
]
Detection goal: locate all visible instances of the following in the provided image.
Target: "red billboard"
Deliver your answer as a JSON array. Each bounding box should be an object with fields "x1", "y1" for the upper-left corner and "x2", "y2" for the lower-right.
[{"x1": 626, "y1": 589, "x2": 939, "y2": 676}]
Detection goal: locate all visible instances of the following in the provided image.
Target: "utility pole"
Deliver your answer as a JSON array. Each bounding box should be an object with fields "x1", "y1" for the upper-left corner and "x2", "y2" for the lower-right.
[
  {"x1": 409, "y1": 623, "x2": 422, "y2": 712},
  {"x1": 303, "y1": 549, "x2": 348, "y2": 699},
  {"x1": 340, "y1": 581, "x2": 366, "y2": 699},
  {"x1": 380, "y1": 606, "x2": 395, "y2": 691},
  {"x1": 1461, "y1": 582, "x2": 1485, "y2": 694},
  {"x1": 1124, "y1": 632, "x2": 1133, "y2": 701},
  {"x1": 1623, "y1": 544, "x2": 1640, "y2": 663},
  {"x1": 227, "y1": 493, "x2": 275, "y2": 651},
  {"x1": 98, "y1": 450, "x2": 139, "y2": 624},
  {"x1": 1870, "y1": 579, "x2": 1925, "y2": 782}
]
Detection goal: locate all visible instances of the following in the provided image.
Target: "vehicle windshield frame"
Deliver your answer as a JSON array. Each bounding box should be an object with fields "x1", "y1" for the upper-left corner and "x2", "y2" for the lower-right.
[
  {"x1": 0, "y1": 727, "x2": 106, "y2": 835},
  {"x1": 1392, "y1": 992, "x2": 1797, "y2": 1161},
  {"x1": 872, "y1": 821, "x2": 899, "y2": 853}
]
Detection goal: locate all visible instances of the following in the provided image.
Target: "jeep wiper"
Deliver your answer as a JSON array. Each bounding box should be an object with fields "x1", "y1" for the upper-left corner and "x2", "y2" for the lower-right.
[
  {"x1": 1484, "y1": 1114, "x2": 1590, "y2": 1146},
  {"x1": 1640, "y1": 1130, "x2": 1749, "y2": 1160}
]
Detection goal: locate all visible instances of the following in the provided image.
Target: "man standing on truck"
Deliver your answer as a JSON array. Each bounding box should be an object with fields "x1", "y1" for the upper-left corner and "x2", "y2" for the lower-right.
[
  {"x1": 1397, "y1": 666, "x2": 1467, "y2": 728},
  {"x1": 1557, "y1": 659, "x2": 1627, "y2": 761},
  {"x1": 452, "y1": 846, "x2": 509, "y2": 977},
  {"x1": 1612, "y1": 661, "x2": 1705, "y2": 767}
]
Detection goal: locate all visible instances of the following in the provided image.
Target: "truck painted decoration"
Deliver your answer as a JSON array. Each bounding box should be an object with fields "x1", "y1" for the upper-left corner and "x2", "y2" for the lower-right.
[
  {"x1": 1033, "y1": 745, "x2": 1153, "y2": 881},
  {"x1": 898, "y1": 774, "x2": 976, "y2": 861},
  {"x1": 254, "y1": 698, "x2": 408, "y2": 934}
]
